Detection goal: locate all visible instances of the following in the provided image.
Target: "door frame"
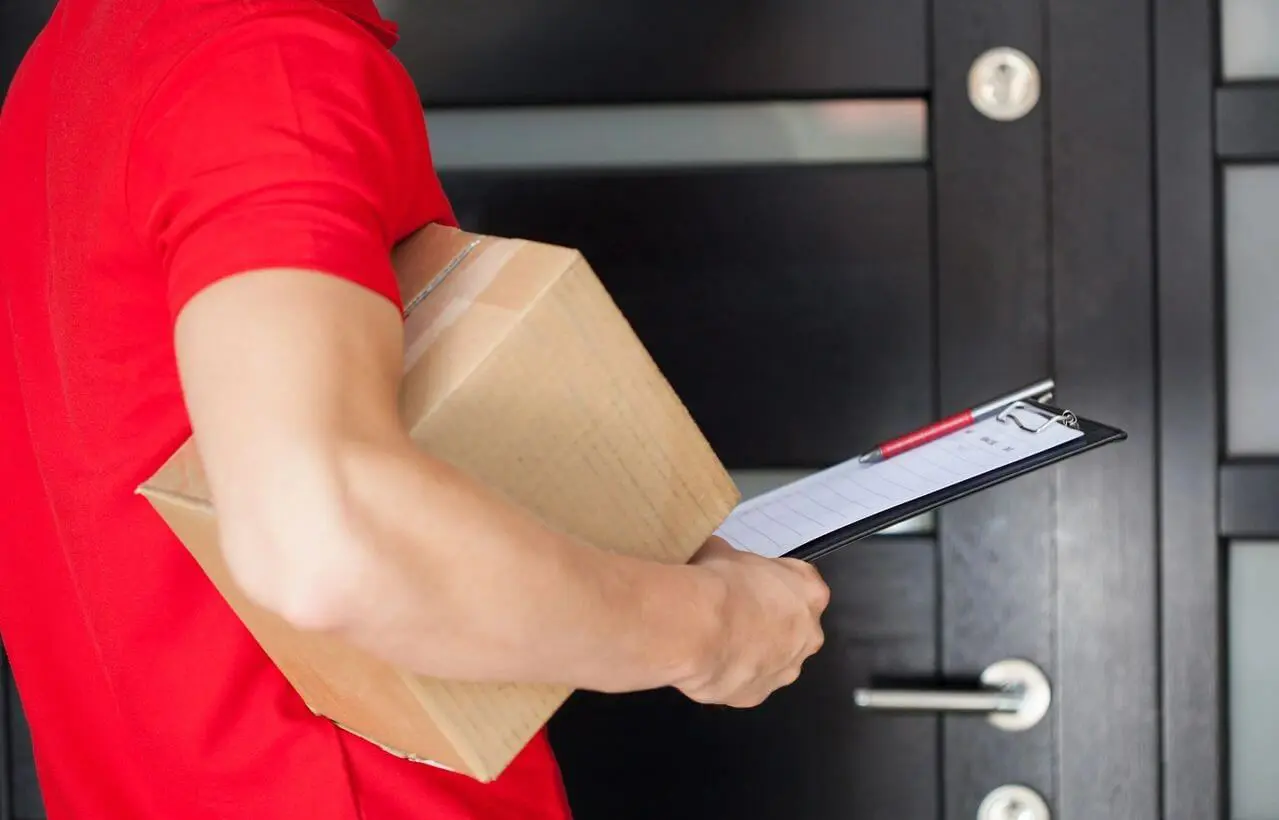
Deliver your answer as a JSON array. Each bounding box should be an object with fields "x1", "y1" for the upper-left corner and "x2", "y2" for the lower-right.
[
  {"x1": 1149, "y1": 0, "x2": 1279, "y2": 815},
  {"x1": 1153, "y1": 0, "x2": 1223, "y2": 816}
]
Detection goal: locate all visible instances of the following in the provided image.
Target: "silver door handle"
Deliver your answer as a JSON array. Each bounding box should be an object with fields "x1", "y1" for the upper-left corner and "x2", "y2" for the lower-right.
[
  {"x1": 853, "y1": 688, "x2": 1022, "y2": 713},
  {"x1": 852, "y1": 658, "x2": 1051, "y2": 732}
]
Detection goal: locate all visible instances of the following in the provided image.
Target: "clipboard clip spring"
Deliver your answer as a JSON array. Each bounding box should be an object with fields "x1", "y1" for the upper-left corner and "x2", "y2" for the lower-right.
[{"x1": 996, "y1": 401, "x2": 1079, "y2": 433}]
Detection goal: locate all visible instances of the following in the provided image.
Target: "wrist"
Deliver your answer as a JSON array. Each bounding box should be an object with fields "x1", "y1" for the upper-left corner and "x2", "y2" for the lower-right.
[{"x1": 653, "y1": 563, "x2": 728, "y2": 691}]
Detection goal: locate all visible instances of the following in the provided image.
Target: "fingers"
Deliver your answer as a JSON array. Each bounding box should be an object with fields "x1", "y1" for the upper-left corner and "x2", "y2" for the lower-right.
[
  {"x1": 679, "y1": 630, "x2": 824, "y2": 710},
  {"x1": 715, "y1": 660, "x2": 808, "y2": 709},
  {"x1": 808, "y1": 575, "x2": 831, "y2": 612},
  {"x1": 781, "y1": 558, "x2": 831, "y2": 612},
  {"x1": 682, "y1": 679, "x2": 789, "y2": 709},
  {"x1": 782, "y1": 622, "x2": 824, "y2": 683},
  {"x1": 677, "y1": 551, "x2": 831, "y2": 710},
  {"x1": 723, "y1": 690, "x2": 772, "y2": 709}
]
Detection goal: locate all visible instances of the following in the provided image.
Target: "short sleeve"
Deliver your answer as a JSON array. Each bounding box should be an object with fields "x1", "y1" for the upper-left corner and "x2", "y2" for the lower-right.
[{"x1": 127, "y1": 10, "x2": 428, "y2": 319}]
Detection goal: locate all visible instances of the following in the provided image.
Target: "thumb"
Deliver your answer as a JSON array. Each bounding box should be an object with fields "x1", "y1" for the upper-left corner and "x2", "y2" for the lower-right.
[{"x1": 690, "y1": 535, "x2": 738, "y2": 563}]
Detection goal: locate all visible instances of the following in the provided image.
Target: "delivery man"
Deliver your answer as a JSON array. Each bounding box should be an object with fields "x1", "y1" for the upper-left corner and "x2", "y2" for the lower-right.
[{"x1": 0, "y1": 1, "x2": 830, "y2": 818}]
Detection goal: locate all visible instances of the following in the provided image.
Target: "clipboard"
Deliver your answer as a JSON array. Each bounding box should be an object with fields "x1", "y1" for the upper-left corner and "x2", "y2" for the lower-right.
[{"x1": 715, "y1": 399, "x2": 1127, "y2": 564}]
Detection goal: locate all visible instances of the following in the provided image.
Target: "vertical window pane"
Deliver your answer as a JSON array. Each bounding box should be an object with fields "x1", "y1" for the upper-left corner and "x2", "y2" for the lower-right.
[
  {"x1": 1224, "y1": 166, "x2": 1279, "y2": 455},
  {"x1": 1229, "y1": 541, "x2": 1279, "y2": 820},
  {"x1": 1222, "y1": 0, "x2": 1279, "y2": 79}
]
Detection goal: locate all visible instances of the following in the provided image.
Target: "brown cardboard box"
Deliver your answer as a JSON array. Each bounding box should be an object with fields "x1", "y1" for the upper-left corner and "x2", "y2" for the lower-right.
[{"x1": 136, "y1": 225, "x2": 740, "y2": 782}]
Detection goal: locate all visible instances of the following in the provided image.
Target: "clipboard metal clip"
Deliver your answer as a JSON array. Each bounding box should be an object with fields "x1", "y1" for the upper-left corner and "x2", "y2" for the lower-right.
[{"x1": 996, "y1": 401, "x2": 1079, "y2": 433}]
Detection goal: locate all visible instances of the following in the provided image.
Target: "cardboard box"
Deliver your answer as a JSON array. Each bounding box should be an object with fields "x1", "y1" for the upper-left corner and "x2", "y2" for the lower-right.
[{"x1": 137, "y1": 225, "x2": 740, "y2": 782}]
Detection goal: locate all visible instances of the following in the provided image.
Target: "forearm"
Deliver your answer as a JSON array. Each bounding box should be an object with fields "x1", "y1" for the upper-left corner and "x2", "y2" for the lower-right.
[
  {"x1": 228, "y1": 435, "x2": 723, "y2": 694},
  {"x1": 175, "y1": 269, "x2": 721, "y2": 693}
]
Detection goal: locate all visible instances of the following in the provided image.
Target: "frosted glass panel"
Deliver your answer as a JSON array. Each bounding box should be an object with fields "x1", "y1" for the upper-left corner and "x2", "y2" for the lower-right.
[
  {"x1": 1229, "y1": 542, "x2": 1279, "y2": 820},
  {"x1": 426, "y1": 99, "x2": 927, "y2": 172},
  {"x1": 729, "y1": 469, "x2": 934, "y2": 535},
  {"x1": 1223, "y1": 0, "x2": 1279, "y2": 79},
  {"x1": 1224, "y1": 166, "x2": 1279, "y2": 455}
]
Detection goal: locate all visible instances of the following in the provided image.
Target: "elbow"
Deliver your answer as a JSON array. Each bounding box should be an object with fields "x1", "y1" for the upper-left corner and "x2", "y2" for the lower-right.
[
  {"x1": 218, "y1": 504, "x2": 369, "y2": 635},
  {"x1": 203, "y1": 437, "x2": 416, "y2": 636}
]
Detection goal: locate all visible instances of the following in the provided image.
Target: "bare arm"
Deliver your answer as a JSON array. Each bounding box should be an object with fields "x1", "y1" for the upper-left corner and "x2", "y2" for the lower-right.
[
  {"x1": 140, "y1": 16, "x2": 826, "y2": 705},
  {"x1": 174, "y1": 268, "x2": 724, "y2": 693}
]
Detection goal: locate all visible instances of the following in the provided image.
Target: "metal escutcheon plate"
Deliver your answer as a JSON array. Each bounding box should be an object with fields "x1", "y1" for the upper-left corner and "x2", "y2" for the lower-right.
[
  {"x1": 977, "y1": 784, "x2": 1051, "y2": 820},
  {"x1": 968, "y1": 47, "x2": 1041, "y2": 121},
  {"x1": 981, "y1": 658, "x2": 1052, "y2": 732}
]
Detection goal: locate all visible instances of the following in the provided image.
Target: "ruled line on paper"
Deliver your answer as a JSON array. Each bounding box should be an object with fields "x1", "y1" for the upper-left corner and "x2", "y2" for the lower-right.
[{"x1": 715, "y1": 415, "x2": 1084, "y2": 558}]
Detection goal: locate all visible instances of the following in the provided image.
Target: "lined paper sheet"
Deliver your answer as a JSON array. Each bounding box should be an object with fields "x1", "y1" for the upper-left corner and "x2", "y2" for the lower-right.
[{"x1": 716, "y1": 414, "x2": 1084, "y2": 558}]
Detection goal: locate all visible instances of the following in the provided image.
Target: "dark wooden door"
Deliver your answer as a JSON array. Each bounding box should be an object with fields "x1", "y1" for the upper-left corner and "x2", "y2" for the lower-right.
[
  {"x1": 406, "y1": 2, "x2": 1162, "y2": 819},
  {"x1": 0, "y1": 1, "x2": 1164, "y2": 818}
]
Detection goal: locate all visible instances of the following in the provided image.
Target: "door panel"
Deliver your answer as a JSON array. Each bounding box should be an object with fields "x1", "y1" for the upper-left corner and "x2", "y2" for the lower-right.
[
  {"x1": 930, "y1": 2, "x2": 1057, "y2": 815},
  {"x1": 442, "y1": 167, "x2": 935, "y2": 468},
  {"x1": 1047, "y1": 0, "x2": 1160, "y2": 813},
  {"x1": 548, "y1": 538, "x2": 938, "y2": 820},
  {"x1": 386, "y1": 0, "x2": 929, "y2": 105}
]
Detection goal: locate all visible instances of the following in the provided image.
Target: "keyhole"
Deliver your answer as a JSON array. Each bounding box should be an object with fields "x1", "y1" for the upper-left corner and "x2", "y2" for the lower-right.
[
  {"x1": 991, "y1": 62, "x2": 1015, "y2": 103},
  {"x1": 998, "y1": 800, "x2": 1035, "y2": 820},
  {"x1": 968, "y1": 47, "x2": 1041, "y2": 122}
]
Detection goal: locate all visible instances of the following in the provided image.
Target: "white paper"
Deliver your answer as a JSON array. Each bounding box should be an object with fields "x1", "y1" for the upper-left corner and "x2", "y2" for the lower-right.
[{"x1": 715, "y1": 414, "x2": 1084, "y2": 558}]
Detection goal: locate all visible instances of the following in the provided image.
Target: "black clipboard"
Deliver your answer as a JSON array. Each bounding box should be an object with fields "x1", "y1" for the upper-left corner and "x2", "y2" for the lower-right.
[{"x1": 780, "y1": 400, "x2": 1127, "y2": 563}]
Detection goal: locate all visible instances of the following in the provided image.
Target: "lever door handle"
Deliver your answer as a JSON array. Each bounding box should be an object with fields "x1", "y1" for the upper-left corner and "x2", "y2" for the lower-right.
[
  {"x1": 853, "y1": 688, "x2": 1022, "y2": 713},
  {"x1": 852, "y1": 658, "x2": 1051, "y2": 732}
]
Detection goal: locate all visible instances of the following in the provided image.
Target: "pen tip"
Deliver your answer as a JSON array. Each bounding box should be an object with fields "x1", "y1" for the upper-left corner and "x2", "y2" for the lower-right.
[{"x1": 858, "y1": 452, "x2": 881, "y2": 464}]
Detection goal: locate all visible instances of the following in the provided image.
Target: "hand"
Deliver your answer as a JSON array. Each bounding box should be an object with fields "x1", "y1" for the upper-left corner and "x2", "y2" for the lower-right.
[{"x1": 677, "y1": 536, "x2": 830, "y2": 708}]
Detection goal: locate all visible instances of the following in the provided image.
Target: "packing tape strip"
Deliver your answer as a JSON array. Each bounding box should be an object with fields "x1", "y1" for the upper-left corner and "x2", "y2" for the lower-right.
[
  {"x1": 401, "y1": 238, "x2": 521, "y2": 374},
  {"x1": 402, "y1": 238, "x2": 482, "y2": 318}
]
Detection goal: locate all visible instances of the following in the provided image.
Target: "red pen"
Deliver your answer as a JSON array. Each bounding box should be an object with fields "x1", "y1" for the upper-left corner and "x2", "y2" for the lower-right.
[{"x1": 857, "y1": 378, "x2": 1056, "y2": 464}]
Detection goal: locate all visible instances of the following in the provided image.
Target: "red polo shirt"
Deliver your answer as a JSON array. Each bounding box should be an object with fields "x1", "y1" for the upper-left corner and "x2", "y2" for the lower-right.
[{"x1": 0, "y1": 1, "x2": 571, "y2": 817}]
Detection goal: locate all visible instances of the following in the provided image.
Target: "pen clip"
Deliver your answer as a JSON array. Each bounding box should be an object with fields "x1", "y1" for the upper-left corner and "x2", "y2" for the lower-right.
[{"x1": 996, "y1": 401, "x2": 1079, "y2": 433}]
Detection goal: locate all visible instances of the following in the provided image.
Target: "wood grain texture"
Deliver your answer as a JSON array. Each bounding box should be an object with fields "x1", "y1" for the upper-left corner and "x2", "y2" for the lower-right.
[
  {"x1": 1154, "y1": 0, "x2": 1224, "y2": 816},
  {"x1": 1048, "y1": 0, "x2": 1161, "y2": 818},
  {"x1": 932, "y1": 1, "x2": 1055, "y2": 817},
  {"x1": 392, "y1": 0, "x2": 927, "y2": 105},
  {"x1": 443, "y1": 166, "x2": 936, "y2": 469}
]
